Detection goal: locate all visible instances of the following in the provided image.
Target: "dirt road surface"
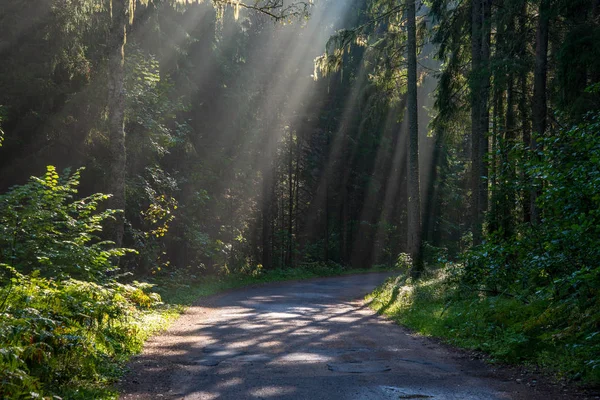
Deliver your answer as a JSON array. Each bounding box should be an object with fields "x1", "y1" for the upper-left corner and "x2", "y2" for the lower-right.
[{"x1": 119, "y1": 273, "x2": 578, "y2": 399}]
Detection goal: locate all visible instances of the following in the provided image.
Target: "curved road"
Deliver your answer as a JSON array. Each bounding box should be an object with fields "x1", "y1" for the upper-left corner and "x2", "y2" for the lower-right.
[{"x1": 119, "y1": 273, "x2": 565, "y2": 399}]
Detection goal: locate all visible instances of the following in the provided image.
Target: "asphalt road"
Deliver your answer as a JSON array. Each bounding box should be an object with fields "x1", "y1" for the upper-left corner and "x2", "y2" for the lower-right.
[{"x1": 119, "y1": 273, "x2": 568, "y2": 399}]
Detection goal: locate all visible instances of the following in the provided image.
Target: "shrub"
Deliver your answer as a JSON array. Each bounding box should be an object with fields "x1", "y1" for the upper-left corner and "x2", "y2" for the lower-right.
[
  {"x1": 0, "y1": 166, "x2": 134, "y2": 282},
  {"x1": 0, "y1": 265, "x2": 161, "y2": 398},
  {"x1": 0, "y1": 167, "x2": 161, "y2": 398}
]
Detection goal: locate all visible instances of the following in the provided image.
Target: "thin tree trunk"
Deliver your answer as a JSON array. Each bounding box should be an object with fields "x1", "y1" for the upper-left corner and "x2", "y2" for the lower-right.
[
  {"x1": 287, "y1": 131, "x2": 293, "y2": 267},
  {"x1": 504, "y1": 68, "x2": 516, "y2": 237},
  {"x1": 280, "y1": 184, "x2": 285, "y2": 266},
  {"x1": 489, "y1": 87, "x2": 500, "y2": 234},
  {"x1": 531, "y1": 0, "x2": 550, "y2": 224},
  {"x1": 107, "y1": 0, "x2": 128, "y2": 247},
  {"x1": 406, "y1": 0, "x2": 422, "y2": 277},
  {"x1": 517, "y1": 0, "x2": 532, "y2": 223},
  {"x1": 324, "y1": 175, "x2": 329, "y2": 264},
  {"x1": 423, "y1": 127, "x2": 443, "y2": 243},
  {"x1": 519, "y1": 46, "x2": 531, "y2": 223},
  {"x1": 480, "y1": 0, "x2": 492, "y2": 220},
  {"x1": 340, "y1": 133, "x2": 350, "y2": 266},
  {"x1": 294, "y1": 133, "x2": 301, "y2": 268},
  {"x1": 261, "y1": 165, "x2": 273, "y2": 269},
  {"x1": 470, "y1": 0, "x2": 483, "y2": 244}
]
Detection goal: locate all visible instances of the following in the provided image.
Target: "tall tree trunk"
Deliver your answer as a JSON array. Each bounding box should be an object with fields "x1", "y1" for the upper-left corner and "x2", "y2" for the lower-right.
[
  {"x1": 280, "y1": 184, "x2": 285, "y2": 266},
  {"x1": 470, "y1": 0, "x2": 483, "y2": 244},
  {"x1": 423, "y1": 127, "x2": 443, "y2": 244},
  {"x1": 323, "y1": 131, "x2": 331, "y2": 264},
  {"x1": 531, "y1": 0, "x2": 550, "y2": 223},
  {"x1": 324, "y1": 175, "x2": 329, "y2": 264},
  {"x1": 287, "y1": 131, "x2": 293, "y2": 267},
  {"x1": 518, "y1": 1, "x2": 531, "y2": 223},
  {"x1": 294, "y1": 133, "x2": 301, "y2": 268},
  {"x1": 340, "y1": 133, "x2": 350, "y2": 266},
  {"x1": 488, "y1": 86, "x2": 501, "y2": 234},
  {"x1": 261, "y1": 166, "x2": 273, "y2": 269},
  {"x1": 480, "y1": 0, "x2": 492, "y2": 219},
  {"x1": 406, "y1": 0, "x2": 422, "y2": 277},
  {"x1": 107, "y1": 0, "x2": 128, "y2": 247},
  {"x1": 504, "y1": 69, "x2": 516, "y2": 238}
]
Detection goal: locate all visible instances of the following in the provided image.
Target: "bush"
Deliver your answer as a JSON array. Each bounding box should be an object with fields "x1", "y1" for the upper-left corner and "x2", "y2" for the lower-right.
[
  {"x1": 0, "y1": 167, "x2": 162, "y2": 398},
  {"x1": 0, "y1": 265, "x2": 161, "y2": 399},
  {"x1": 459, "y1": 113, "x2": 600, "y2": 382},
  {"x1": 0, "y1": 166, "x2": 134, "y2": 282}
]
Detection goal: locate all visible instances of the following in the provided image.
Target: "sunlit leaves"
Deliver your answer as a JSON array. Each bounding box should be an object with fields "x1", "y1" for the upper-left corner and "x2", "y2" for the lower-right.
[
  {"x1": 141, "y1": 194, "x2": 178, "y2": 238},
  {"x1": 0, "y1": 268, "x2": 161, "y2": 398},
  {"x1": 124, "y1": 46, "x2": 188, "y2": 157},
  {"x1": 0, "y1": 166, "x2": 135, "y2": 282}
]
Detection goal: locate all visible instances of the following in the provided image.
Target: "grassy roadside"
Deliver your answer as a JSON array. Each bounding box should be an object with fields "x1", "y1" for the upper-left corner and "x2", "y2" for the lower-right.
[{"x1": 366, "y1": 269, "x2": 600, "y2": 387}]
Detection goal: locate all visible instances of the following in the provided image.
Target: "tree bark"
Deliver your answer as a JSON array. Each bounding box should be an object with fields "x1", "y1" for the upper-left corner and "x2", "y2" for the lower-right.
[
  {"x1": 287, "y1": 131, "x2": 293, "y2": 267},
  {"x1": 480, "y1": 0, "x2": 492, "y2": 220},
  {"x1": 294, "y1": 132, "x2": 301, "y2": 268},
  {"x1": 531, "y1": 0, "x2": 550, "y2": 224},
  {"x1": 504, "y1": 68, "x2": 516, "y2": 237},
  {"x1": 107, "y1": 0, "x2": 128, "y2": 247},
  {"x1": 470, "y1": 0, "x2": 483, "y2": 244},
  {"x1": 517, "y1": 1, "x2": 531, "y2": 224},
  {"x1": 406, "y1": 0, "x2": 422, "y2": 277},
  {"x1": 261, "y1": 165, "x2": 273, "y2": 269}
]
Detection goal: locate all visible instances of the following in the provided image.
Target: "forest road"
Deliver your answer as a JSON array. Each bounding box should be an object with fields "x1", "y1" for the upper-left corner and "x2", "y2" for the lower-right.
[{"x1": 119, "y1": 273, "x2": 568, "y2": 400}]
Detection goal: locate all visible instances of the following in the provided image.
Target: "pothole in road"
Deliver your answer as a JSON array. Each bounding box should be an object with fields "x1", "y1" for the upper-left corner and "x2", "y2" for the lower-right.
[
  {"x1": 367, "y1": 385, "x2": 500, "y2": 400},
  {"x1": 397, "y1": 358, "x2": 453, "y2": 372},
  {"x1": 383, "y1": 387, "x2": 433, "y2": 399},
  {"x1": 327, "y1": 361, "x2": 391, "y2": 373}
]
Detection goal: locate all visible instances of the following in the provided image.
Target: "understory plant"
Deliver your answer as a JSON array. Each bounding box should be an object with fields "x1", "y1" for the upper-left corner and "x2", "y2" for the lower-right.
[
  {"x1": 462, "y1": 113, "x2": 600, "y2": 382},
  {"x1": 0, "y1": 167, "x2": 162, "y2": 398}
]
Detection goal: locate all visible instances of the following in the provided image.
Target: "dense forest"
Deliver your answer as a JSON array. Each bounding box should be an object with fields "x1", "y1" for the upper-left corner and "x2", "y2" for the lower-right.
[{"x1": 1, "y1": 0, "x2": 599, "y2": 397}]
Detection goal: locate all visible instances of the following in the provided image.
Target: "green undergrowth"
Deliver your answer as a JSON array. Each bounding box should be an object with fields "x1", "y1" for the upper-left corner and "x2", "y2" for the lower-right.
[
  {"x1": 367, "y1": 269, "x2": 600, "y2": 386},
  {"x1": 0, "y1": 267, "x2": 168, "y2": 400}
]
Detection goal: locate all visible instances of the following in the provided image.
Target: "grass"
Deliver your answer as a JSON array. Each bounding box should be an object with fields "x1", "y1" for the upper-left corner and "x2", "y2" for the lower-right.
[{"x1": 366, "y1": 269, "x2": 600, "y2": 386}]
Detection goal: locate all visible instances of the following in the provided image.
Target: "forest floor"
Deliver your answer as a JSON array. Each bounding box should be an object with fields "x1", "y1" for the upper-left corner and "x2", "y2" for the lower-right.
[{"x1": 118, "y1": 273, "x2": 587, "y2": 399}]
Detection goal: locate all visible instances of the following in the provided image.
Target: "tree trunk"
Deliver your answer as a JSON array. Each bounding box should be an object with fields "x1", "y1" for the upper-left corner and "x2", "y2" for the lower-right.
[
  {"x1": 324, "y1": 175, "x2": 329, "y2": 264},
  {"x1": 519, "y1": 70, "x2": 531, "y2": 223},
  {"x1": 406, "y1": 0, "x2": 422, "y2": 277},
  {"x1": 261, "y1": 166, "x2": 273, "y2": 269},
  {"x1": 480, "y1": 0, "x2": 492, "y2": 220},
  {"x1": 107, "y1": 0, "x2": 128, "y2": 247},
  {"x1": 504, "y1": 68, "x2": 516, "y2": 238},
  {"x1": 531, "y1": 0, "x2": 550, "y2": 224},
  {"x1": 294, "y1": 133, "x2": 301, "y2": 268},
  {"x1": 470, "y1": 0, "x2": 483, "y2": 244},
  {"x1": 517, "y1": 0, "x2": 531, "y2": 224},
  {"x1": 488, "y1": 86, "x2": 501, "y2": 234},
  {"x1": 287, "y1": 131, "x2": 293, "y2": 267}
]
